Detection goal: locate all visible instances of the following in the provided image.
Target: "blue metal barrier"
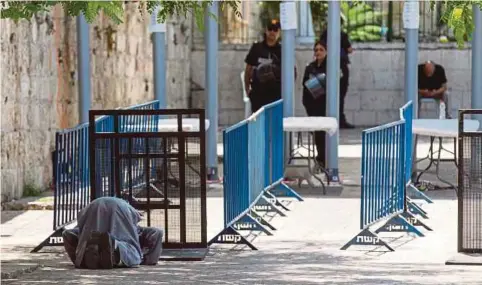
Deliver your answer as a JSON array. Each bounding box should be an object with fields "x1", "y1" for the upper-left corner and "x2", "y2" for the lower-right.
[
  {"x1": 208, "y1": 100, "x2": 302, "y2": 250},
  {"x1": 341, "y1": 119, "x2": 425, "y2": 252},
  {"x1": 400, "y1": 101, "x2": 433, "y2": 205},
  {"x1": 263, "y1": 101, "x2": 303, "y2": 201},
  {"x1": 223, "y1": 121, "x2": 250, "y2": 227},
  {"x1": 32, "y1": 100, "x2": 161, "y2": 253}
]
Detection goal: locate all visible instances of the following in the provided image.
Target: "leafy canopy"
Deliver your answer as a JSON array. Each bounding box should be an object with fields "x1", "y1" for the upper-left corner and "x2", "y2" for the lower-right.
[
  {"x1": 0, "y1": 1, "x2": 242, "y2": 30},
  {"x1": 1, "y1": 1, "x2": 482, "y2": 47}
]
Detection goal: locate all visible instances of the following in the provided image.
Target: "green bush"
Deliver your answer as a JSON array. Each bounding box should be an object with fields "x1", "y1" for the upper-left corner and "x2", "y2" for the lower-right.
[{"x1": 23, "y1": 183, "x2": 43, "y2": 197}]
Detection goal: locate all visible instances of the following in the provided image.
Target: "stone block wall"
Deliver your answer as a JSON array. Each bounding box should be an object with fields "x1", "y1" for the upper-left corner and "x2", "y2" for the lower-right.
[
  {"x1": 191, "y1": 42, "x2": 472, "y2": 126},
  {"x1": 1, "y1": 4, "x2": 192, "y2": 202}
]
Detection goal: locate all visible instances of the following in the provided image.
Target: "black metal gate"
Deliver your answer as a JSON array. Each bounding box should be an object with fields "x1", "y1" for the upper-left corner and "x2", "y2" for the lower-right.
[
  {"x1": 89, "y1": 109, "x2": 207, "y2": 251},
  {"x1": 458, "y1": 110, "x2": 482, "y2": 253}
]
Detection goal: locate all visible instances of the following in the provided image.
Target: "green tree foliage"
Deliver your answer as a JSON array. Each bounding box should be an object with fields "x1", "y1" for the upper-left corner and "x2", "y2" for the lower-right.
[
  {"x1": 435, "y1": 0, "x2": 482, "y2": 47},
  {"x1": 0, "y1": 1, "x2": 242, "y2": 30},
  {"x1": 1, "y1": 1, "x2": 482, "y2": 48}
]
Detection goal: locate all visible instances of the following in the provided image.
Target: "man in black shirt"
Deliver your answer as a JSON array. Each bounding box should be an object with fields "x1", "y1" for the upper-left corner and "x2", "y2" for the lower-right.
[
  {"x1": 320, "y1": 21, "x2": 354, "y2": 129},
  {"x1": 244, "y1": 20, "x2": 283, "y2": 113},
  {"x1": 418, "y1": 61, "x2": 451, "y2": 118}
]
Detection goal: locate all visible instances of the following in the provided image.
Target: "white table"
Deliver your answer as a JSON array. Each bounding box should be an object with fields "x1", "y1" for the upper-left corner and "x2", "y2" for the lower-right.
[
  {"x1": 412, "y1": 119, "x2": 480, "y2": 190},
  {"x1": 124, "y1": 118, "x2": 210, "y2": 132},
  {"x1": 283, "y1": 117, "x2": 339, "y2": 194}
]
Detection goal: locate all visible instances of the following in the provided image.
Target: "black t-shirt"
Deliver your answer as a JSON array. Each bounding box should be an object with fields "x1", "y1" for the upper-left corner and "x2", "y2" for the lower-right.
[
  {"x1": 245, "y1": 40, "x2": 282, "y2": 95},
  {"x1": 320, "y1": 30, "x2": 352, "y2": 65},
  {"x1": 418, "y1": 63, "x2": 447, "y2": 90}
]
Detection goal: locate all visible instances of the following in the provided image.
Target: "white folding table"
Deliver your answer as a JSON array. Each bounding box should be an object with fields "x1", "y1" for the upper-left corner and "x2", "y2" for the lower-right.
[
  {"x1": 283, "y1": 117, "x2": 339, "y2": 194},
  {"x1": 413, "y1": 119, "x2": 480, "y2": 190}
]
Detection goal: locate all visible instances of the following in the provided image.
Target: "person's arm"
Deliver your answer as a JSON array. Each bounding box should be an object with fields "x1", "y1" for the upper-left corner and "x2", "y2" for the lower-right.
[
  {"x1": 417, "y1": 64, "x2": 429, "y2": 97},
  {"x1": 244, "y1": 64, "x2": 253, "y2": 93},
  {"x1": 302, "y1": 65, "x2": 311, "y2": 94},
  {"x1": 431, "y1": 67, "x2": 448, "y2": 99},
  {"x1": 342, "y1": 33, "x2": 353, "y2": 54},
  {"x1": 244, "y1": 43, "x2": 258, "y2": 94}
]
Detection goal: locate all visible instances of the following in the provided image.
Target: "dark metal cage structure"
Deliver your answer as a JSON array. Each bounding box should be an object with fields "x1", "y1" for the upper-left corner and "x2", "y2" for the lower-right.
[
  {"x1": 89, "y1": 109, "x2": 207, "y2": 251},
  {"x1": 458, "y1": 110, "x2": 482, "y2": 253}
]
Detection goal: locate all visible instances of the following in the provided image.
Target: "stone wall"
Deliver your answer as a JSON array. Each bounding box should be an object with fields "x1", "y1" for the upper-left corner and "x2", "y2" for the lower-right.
[
  {"x1": 0, "y1": 4, "x2": 192, "y2": 202},
  {"x1": 191, "y1": 42, "x2": 472, "y2": 126}
]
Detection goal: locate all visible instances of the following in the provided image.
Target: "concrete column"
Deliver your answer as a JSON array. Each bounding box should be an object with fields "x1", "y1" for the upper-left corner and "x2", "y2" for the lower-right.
[
  {"x1": 326, "y1": 1, "x2": 341, "y2": 182},
  {"x1": 76, "y1": 14, "x2": 91, "y2": 124},
  {"x1": 472, "y1": 4, "x2": 482, "y2": 125},
  {"x1": 151, "y1": 8, "x2": 167, "y2": 108},
  {"x1": 205, "y1": 3, "x2": 219, "y2": 180}
]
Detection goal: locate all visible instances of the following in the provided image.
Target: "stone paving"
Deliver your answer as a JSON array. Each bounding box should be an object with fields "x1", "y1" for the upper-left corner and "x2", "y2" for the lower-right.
[{"x1": 1, "y1": 128, "x2": 480, "y2": 284}]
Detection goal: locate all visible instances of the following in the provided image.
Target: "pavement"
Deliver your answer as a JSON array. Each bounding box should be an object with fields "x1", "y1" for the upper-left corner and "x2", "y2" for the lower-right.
[{"x1": 1, "y1": 128, "x2": 481, "y2": 284}]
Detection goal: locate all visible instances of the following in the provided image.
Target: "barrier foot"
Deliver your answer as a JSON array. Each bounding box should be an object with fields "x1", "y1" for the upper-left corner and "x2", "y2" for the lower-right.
[
  {"x1": 407, "y1": 199, "x2": 429, "y2": 219},
  {"x1": 340, "y1": 228, "x2": 394, "y2": 251},
  {"x1": 268, "y1": 182, "x2": 304, "y2": 202},
  {"x1": 208, "y1": 226, "x2": 257, "y2": 250},
  {"x1": 263, "y1": 191, "x2": 290, "y2": 211},
  {"x1": 233, "y1": 214, "x2": 273, "y2": 236},
  {"x1": 253, "y1": 196, "x2": 286, "y2": 217},
  {"x1": 31, "y1": 227, "x2": 65, "y2": 253},
  {"x1": 408, "y1": 183, "x2": 434, "y2": 204},
  {"x1": 401, "y1": 211, "x2": 433, "y2": 231},
  {"x1": 375, "y1": 215, "x2": 424, "y2": 237},
  {"x1": 249, "y1": 210, "x2": 277, "y2": 231}
]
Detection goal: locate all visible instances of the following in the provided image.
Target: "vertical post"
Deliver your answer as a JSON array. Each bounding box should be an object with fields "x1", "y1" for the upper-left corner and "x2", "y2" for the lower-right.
[
  {"x1": 280, "y1": 1, "x2": 297, "y2": 162},
  {"x1": 403, "y1": 0, "x2": 419, "y2": 180},
  {"x1": 387, "y1": 1, "x2": 394, "y2": 42},
  {"x1": 297, "y1": 1, "x2": 315, "y2": 45},
  {"x1": 205, "y1": 2, "x2": 219, "y2": 180},
  {"x1": 326, "y1": 1, "x2": 341, "y2": 182},
  {"x1": 472, "y1": 5, "x2": 482, "y2": 125},
  {"x1": 77, "y1": 14, "x2": 91, "y2": 124},
  {"x1": 151, "y1": 8, "x2": 167, "y2": 109},
  {"x1": 403, "y1": 0, "x2": 419, "y2": 115}
]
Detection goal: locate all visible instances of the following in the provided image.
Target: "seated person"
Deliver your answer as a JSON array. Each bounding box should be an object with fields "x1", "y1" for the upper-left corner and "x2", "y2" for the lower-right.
[
  {"x1": 62, "y1": 197, "x2": 163, "y2": 269},
  {"x1": 302, "y1": 41, "x2": 330, "y2": 167},
  {"x1": 418, "y1": 60, "x2": 451, "y2": 118}
]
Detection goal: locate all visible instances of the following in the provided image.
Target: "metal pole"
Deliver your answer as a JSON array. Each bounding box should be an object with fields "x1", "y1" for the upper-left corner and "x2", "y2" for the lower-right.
[
  {"x1": 403, "y1": 0, "x2": 419, "y2": 180},
  {"x1": 280, "y1": 1, "x2": 297, "y2": 163},
  {"x1": 205, "y1": 3, "x2": 219, "y2": 180},
  {"x1": 403, "y1": 0, "x2": 419, "y2": 114},
  {"x1": 326, "y1": 1, "x2": 341, "y2": 182},
  {"x1": 472, "y1": 5, "x2": 482, "y2": 125},
  {"x1": 281, "y1": 1, "x2": 296, "y2": 118},
  {"x1": 76, "y1": 14, "x2": 91, "y2": 124},
  {"x1": 297, "y1": 1, "x2": 315, "y2": 45},
  {"x1": 151, "y1": 8, "x2": 167, "y2": 108}
]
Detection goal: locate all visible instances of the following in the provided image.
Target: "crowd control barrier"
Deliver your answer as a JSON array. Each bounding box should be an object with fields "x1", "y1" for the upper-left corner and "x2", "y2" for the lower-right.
[
  {"x1": 341, "y1": 116, "x2": 430, "y2": 252},
  {"x1": 32, "y1": 101, "x2": 160, "y2": 253},
  {"x1": 89, "y1": 109, "x2": 208, "y2": 256},
  {"x1": 208, "y1": 100, "x2": 303, "y2": 250},
  {"x1": 400, "y1": 101, "x2": 434, "y2": 206},
  {"x1": 457, "y1": 109, "x2": 482, "y2": 253}
]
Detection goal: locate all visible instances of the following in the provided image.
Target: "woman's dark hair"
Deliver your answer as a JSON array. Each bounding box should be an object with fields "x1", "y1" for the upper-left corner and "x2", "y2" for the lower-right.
[{"x1": 313, "y1": 40, "x2": 327, "y2": 51}]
